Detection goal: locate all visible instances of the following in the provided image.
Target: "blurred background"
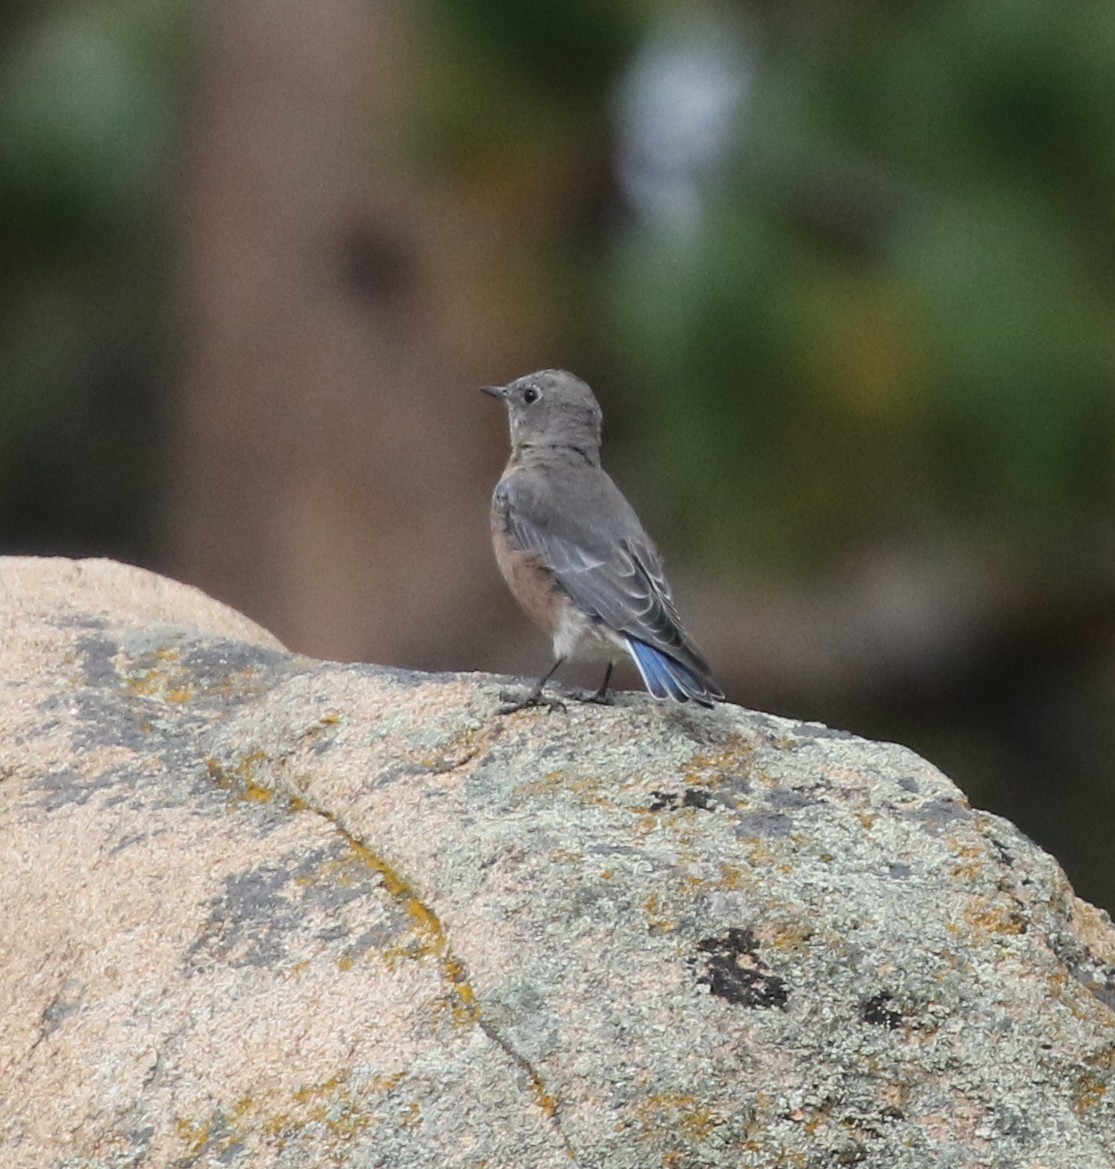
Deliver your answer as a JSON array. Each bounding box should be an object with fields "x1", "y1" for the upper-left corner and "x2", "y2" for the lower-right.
[{"x1": 2, "y1": 0, "x2": 1114, "y2": 913}]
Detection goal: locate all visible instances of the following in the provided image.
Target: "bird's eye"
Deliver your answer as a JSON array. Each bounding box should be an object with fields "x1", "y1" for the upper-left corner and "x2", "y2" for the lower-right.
[{"x1": 523, "y1": 387, "x2": 539, "y2": 405}]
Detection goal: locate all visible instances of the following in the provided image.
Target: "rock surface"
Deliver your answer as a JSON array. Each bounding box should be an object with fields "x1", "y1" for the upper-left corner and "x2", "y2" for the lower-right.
[{"x1": 1, "y1": 556, "x2": 1113, "y2": 1169}]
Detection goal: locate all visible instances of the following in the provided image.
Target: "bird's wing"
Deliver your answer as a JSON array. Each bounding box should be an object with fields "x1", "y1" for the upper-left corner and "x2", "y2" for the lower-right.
[{"x1": 496, "y1": 470, "x2": 715, "y2": 679}]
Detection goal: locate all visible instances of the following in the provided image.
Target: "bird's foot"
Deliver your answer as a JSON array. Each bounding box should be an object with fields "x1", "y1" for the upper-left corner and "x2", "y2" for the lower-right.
[
  {"x1": 572, "y1": 687, "x2": 613, "y2": 706},
  {"x1": 497, "y1": 688, "x2": 567, "y2": 715}
]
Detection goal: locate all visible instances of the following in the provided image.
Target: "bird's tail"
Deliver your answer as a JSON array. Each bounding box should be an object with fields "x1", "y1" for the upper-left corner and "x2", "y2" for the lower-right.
[{"x1": 625, "y1": 638, "x2": 724, "y2": 708}]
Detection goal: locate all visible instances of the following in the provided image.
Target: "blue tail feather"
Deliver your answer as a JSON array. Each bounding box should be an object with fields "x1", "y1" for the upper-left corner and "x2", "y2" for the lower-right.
[
  {"x1": 628, "y1": 639, "x2": 674, "y2": 699},
  {"x1": 625, "y1": 638, "x2": 719, "y2": 708}
]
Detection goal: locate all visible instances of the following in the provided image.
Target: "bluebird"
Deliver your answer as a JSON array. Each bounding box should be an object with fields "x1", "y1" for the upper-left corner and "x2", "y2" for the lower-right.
[{"x1": 483, "y1": 369, "x2": 724, "y2": 711}]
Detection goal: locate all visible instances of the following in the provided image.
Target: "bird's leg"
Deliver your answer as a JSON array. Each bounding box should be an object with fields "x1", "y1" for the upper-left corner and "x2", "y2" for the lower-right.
[
  {"x1": 498, "y1": 658, "x2": 566, "y2": 714},
  {"x1": 576, "y1": 661, "x2": 614, "y2": 706}
]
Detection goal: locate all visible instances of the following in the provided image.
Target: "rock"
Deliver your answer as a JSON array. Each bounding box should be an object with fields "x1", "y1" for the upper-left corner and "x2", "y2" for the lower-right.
[{"x1": 1, "y1": 555, "x2": 1113, "y2": 1169}]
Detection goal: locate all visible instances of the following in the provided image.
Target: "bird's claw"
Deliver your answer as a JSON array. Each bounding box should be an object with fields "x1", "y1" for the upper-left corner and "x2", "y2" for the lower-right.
[{"x1": 573, "y1": 687, "x2": 613, "y2": 706}]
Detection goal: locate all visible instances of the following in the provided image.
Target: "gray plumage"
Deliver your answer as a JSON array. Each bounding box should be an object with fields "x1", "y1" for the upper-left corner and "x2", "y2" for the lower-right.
[{"x1": 484, "y1": 369, "x2": 723, "y2": 708}]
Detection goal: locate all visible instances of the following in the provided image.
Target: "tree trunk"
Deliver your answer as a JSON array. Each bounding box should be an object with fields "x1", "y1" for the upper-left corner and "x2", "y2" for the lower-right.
[{"x1": 166, "y1": 0, "x2": 529, "y2": 668}]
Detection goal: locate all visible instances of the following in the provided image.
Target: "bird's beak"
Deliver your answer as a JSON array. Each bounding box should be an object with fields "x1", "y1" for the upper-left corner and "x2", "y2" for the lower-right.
[{"x1": 480, "y1": 383, "x2": 506, "y2": 399}]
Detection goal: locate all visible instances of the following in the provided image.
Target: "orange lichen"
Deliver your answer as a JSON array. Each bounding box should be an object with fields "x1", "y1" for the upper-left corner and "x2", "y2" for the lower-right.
[
  {"x1": 1072, "y1": 1073, "x2": 1108, "y2": 1114},
  {"x1": 643, "y1": 890, "x2": 678, "y2": 934},
  {"x1": 632, "y1": 1093, "x2": 721, "y2": 1150},
  {"x1": 341, "y1": 837, "x2": 479, "y2": 1027},
  {"x1": 962, "y1": 900, "x2": 1026, "y2": 936},
  {"x1": 681, "y1": 734, "x2": 754, "y2": 788},
  {"x1": 204, "y1": 752, "x2": 277, "y2": 808}
]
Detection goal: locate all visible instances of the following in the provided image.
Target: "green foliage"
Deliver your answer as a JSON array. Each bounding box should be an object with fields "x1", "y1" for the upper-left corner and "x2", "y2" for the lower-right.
[
  {"x1": 613, "y1": 0, "x2": 1115, "y2": 575},
  {"x1": 410, "y1": 0, "x2": 647, "y2": 188},
  {"x1": 0, "y1": 0, "x2": 189, "y2": 552}
]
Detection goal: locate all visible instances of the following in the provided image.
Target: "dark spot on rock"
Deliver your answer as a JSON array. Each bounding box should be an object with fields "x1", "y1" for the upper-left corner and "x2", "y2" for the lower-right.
[
  {"x1": 994, "y1": 1102, "x2": 1039, "y2": 1142},
  {"x1": 898, "y1": 776, "x2": 919, "y2": 793},
  {"x1": 65, "y1": 690, "x2": 157, "y2": 754},
  {"x1": 74, "y1": 633, "x2": 119, "y2": 688},
  {"x1": 645, "y1": 785, "x2": 710, "y2": 813},
  {"x1": 735, "y1": 811, "x2": 793, "y2": 838},
  {"x1": 692, "y1": 928, "x2": 789, "y2": 1009},
  {"x1": 1060, "y1": 942, "x2": 1115, "y2": 1013},
  {"x1": 862, "y1": 991, "x2": 903, "y2": 1028},
  {"x1": 42, "y1": 979, "x2": 83, "y2": 1034},
  {"x1": 887, "y1": 863, "x2": 911, "y2": 880},
  {"x1": 910, "y1": 798, "x2": 971, "y2": 830},
  {"x1": 30, "y1": 766, "x2": 102, "y2": 810},
  {"x1": 126, "y1": 1128, "x2": 155, "y2": 1160},
  {"x1": 787, "y1": 719, "x2": 858, "y2": 741},
  {"x1": 988, "y1": 834, "x2": 1016, "y2": 867},
  {"x1": 177, "y1": 642, "x2": 291, "y2": 705},
  {"x1": 648, "y1": 789, "x2": 714, "y2": 811},
  {"x1": 187, "y1": 864, "x2": 301, "y2": 970},
  {"x1": 768, "y1": 787, "x2": 816, "y2": 810},
  {"x1": 587, "y1": 842, "x2": 638, "y2": 858}
]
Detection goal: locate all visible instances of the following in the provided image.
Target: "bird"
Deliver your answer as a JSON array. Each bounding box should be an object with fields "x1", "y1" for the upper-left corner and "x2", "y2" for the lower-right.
[{"x1": 483, "y1": 369, "x2": 724, "y2": 712}]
